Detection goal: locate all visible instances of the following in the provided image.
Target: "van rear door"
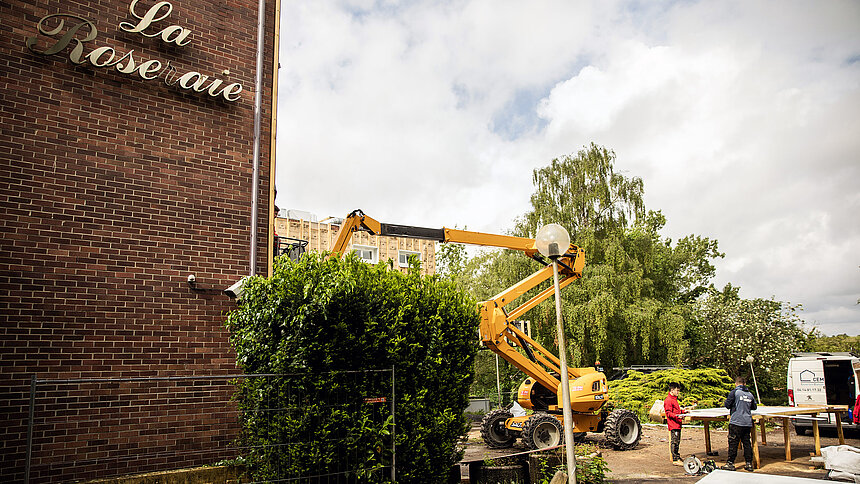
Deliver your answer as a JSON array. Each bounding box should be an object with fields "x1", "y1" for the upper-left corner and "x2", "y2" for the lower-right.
[
  {"x1": 790, "y1": 358, "x2": 826, "y2": 406},
  {"x1": 823, "y1": 359, "x2": 854, "y2": 408}
]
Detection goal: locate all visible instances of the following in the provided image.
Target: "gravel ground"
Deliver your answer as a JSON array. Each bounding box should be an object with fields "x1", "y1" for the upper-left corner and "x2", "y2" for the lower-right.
[{"x1": 459, "y1": 419, "x2": 860, "y2": 482}]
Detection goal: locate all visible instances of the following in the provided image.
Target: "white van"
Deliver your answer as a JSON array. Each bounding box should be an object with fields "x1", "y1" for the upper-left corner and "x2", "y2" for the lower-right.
[{"x1": 787, "y1": 352, "x2": 859, "y2": 435}]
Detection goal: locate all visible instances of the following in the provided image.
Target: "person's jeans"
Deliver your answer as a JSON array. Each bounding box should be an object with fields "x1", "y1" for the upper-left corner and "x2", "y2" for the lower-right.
[
  {"x1": 670, "y1": 429, "x2": 681, "y2": 461},
  {"x1": 727, "y1": 423, "x2": 753, "y2": 464}
]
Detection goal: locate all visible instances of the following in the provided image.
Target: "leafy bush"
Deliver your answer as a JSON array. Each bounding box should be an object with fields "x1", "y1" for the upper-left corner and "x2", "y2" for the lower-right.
[
  {"x1": 575, "y1": 443, "x2": 611, "y2": 483},
  {"x1": 607, "y1": 368, "x2": 735, "y2": 423},
  {"x1": 536, "y1": 444, "x2": 611, "y2": 484},
  {"x1": 226, "y1": 253, "x2": 480, "y2": 482}
]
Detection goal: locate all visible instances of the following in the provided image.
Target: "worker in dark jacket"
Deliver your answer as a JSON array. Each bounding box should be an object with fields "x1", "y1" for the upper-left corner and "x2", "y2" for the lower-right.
[
  {"x1": 664, "y1": 382, "x2": 692, "y2": 465},
  {"x1": 722, "y1": 376, "x2": 758, "y2": 471}
]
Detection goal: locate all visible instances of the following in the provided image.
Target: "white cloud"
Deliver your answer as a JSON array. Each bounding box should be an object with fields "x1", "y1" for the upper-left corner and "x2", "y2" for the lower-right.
[{"x1": 276, "y1": 0, "x2": 860, "y2": 335}]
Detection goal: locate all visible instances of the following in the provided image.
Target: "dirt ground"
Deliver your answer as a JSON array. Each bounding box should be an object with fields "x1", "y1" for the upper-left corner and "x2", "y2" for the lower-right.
[{"x1": 459, "y1": 420, "x2": 860, "y2": 482}]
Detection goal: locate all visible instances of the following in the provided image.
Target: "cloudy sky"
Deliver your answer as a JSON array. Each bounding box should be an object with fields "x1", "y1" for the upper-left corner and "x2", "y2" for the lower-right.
[{"x1": 274, "y1": 0, "x2": 859, "y2": 336}]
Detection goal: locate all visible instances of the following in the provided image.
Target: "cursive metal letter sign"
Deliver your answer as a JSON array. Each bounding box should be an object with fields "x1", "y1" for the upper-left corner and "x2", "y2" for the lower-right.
[{"x1": 25, "y1": 1, "x2": 243, "y2": 102}]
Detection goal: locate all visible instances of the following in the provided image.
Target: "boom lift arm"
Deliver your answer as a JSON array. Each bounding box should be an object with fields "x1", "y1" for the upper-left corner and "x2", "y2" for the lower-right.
[{"x1": 329, "y1": 209, "x2": 590, "y2": 399}]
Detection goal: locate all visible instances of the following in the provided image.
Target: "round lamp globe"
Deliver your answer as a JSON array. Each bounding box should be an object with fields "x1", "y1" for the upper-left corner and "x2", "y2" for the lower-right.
[{"x1": 535, "y1": 224, "x2": 570, "y2": 259}]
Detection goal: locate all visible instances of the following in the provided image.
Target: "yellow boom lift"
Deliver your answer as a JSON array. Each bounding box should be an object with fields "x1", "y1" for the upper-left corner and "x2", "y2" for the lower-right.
[{"x1": 329, "y1": 210, "x2": 641, "y2": 450}]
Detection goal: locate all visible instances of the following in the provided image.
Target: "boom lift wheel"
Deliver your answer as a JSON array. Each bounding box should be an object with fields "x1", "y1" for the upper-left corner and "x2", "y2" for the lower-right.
[
  {"x1": 604, "y1": 408, "x2": 641, "y2": 450},
  {"x1": 522, "y1": 414, "x2": 564, "y2": 450},
  {"x1": 480, "y1": 408, "x2": 515, "y2": 448}
]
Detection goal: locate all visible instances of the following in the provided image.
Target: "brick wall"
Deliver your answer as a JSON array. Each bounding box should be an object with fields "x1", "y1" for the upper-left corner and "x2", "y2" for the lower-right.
[{"x1": 0, "y1": 0, "x2": 276, "y2": 480}]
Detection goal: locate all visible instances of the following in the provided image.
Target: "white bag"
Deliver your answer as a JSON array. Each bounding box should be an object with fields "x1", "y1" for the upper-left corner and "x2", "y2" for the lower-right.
[
  {"x1": 821, "y1": 445, "x2": 860, "y2": 482},
  {"x1": 649, "y1": 399, "x2": 665, "y2": 423}
]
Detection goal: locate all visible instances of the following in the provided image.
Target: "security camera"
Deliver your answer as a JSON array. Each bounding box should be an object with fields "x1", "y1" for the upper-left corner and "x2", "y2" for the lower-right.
[
  {"x1": 224, "y1": 276, "x2": 249, "y2": 299},
  {"x1": 187, "y1": 274, "x2": 196, "y2": 284}
]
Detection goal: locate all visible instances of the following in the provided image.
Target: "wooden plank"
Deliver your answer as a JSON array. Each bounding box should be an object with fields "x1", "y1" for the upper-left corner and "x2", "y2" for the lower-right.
[
  {"x1": 688, "y1": 406, "x2": 850, "y2": 466},
  {"x1": 760, "y1": 419, "x2": 767, "y2": 445},
  {"x1": 835, "y1": 410, "x2": 845, "y2": 445},
  {"x1": 812, "y1": 414, "x2": 821, "y2": 456},
  {"x1": 751, "y1": 418, "x2": 760, "y2": 469},
  {"x1": 704, "y1": 421, "x2": 712, "y2": 454},
  {"x1": 691, "y1": 404, "x2": 844, "y2": 418}
]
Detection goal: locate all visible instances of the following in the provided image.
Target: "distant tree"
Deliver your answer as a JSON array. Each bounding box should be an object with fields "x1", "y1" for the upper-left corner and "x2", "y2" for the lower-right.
[
  {"x1": 469, "y1": 350, "x2": 523, "y2": 407},
  {"x1": 688, "y1": 285, "x2": 813, "y2": 402},
  {"x1": 435, "y1": 236, "x2": 483, "y2": 296},
  {"x1": 807, "y1": 333, "x2": 860, "y2": 355}
]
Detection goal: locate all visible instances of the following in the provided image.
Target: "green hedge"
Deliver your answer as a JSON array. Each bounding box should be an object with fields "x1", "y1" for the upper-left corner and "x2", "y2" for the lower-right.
[
  {"x1": 607, "y1": 368, "x2": 735, "y2": 423},
  {"x1": 226, "y1": 253, "x2": 480, "y2": 482}
]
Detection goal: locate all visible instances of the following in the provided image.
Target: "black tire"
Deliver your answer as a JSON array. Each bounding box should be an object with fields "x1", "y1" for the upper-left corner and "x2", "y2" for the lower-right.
[
  {"x1": 522, "y1": 414, "x2": 564, "y2": 450},
  {"x1": 481, "y1": 409, "x2": 515, "y2": 448},
  {"x1": 604, "y1": 408, "x2": 641, "y2": 450},
  {"x1": 795, "y1": 425, "x2": 809, "y2": 436}
]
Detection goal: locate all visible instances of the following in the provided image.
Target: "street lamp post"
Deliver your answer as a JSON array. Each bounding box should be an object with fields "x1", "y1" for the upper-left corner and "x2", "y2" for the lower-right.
[
  {"x1": 745, "y1": 355, "x2": 762, "y2": 403},
  {"x1": 536, "y1": 223, "x2": 576, "y2": 484}
]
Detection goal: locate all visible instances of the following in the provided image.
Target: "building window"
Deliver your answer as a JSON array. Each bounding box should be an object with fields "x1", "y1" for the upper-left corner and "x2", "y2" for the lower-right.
[
  {"x1": 353, "y1": 245, "x2": 378, "y2": 264},
  {"x1": 398, "y1": 250, "x2": 421, "y2": 267}
]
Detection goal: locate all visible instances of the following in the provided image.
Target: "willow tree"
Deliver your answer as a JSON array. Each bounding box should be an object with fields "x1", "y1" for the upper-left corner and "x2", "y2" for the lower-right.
[
  {"x1": 520, "y1": 143, "x2": 644, "y2": 243},
  {"x1": 462, "y1": 143, "x2": 723, "y2": 369}
]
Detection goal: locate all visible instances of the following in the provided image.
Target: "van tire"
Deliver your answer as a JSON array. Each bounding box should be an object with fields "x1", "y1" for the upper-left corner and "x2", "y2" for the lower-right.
[{"x1": 794, "y1": 425, "x2": 809, "y2": 436}]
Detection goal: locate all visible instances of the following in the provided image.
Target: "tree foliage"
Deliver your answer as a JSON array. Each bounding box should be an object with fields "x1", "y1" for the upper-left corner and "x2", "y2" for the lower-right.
[
  {"x1": 521, "y1": 143, "x2": 644, "y2": 241},
  {"x1": 226, "y1": 253, "x2": 480, "y2": 483},
  {"x1": 806, "y1": 333, "x2": 860, "y2": 355},
  {"x1": 688, "y1": 285, "x2": 813, "y2": 401},
  {"x1": 456, "y1": 143, "x2": 723, "y2": 370},
  {"x1": 468, "y1": 350, "x2": 522, "y2": 405},
  {"x1": 438, "y1": 142, "x2": 820, "y2": 413},
  {"x1": 435, "y1": 236, "x2": 484, "y2": 296}
]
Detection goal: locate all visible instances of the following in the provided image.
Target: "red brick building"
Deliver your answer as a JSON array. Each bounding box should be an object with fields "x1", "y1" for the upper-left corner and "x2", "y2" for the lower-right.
[{"x1": 0, "y1": 0, "x2": 277, "y2": 481}]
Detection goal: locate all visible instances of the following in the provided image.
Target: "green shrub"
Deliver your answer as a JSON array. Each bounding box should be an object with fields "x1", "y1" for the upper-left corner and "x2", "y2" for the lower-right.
[
  {"x1": 226, "y1": 253, "x2": 481, "y2": 483},
  {"x1": 576, "y1": 443, "x2": 611, "y2": 483},
  {"x1": 537, "y1": 444, "x2": 611, "y2": 484},
  {"x1": 607, "y1": 368, "x2": 735, "y2": 423}
]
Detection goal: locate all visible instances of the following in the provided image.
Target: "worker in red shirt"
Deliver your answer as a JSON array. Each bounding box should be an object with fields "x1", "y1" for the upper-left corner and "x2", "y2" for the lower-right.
[{"x1": 664, "y1": 382, "x2": 694, "y2": 465}]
